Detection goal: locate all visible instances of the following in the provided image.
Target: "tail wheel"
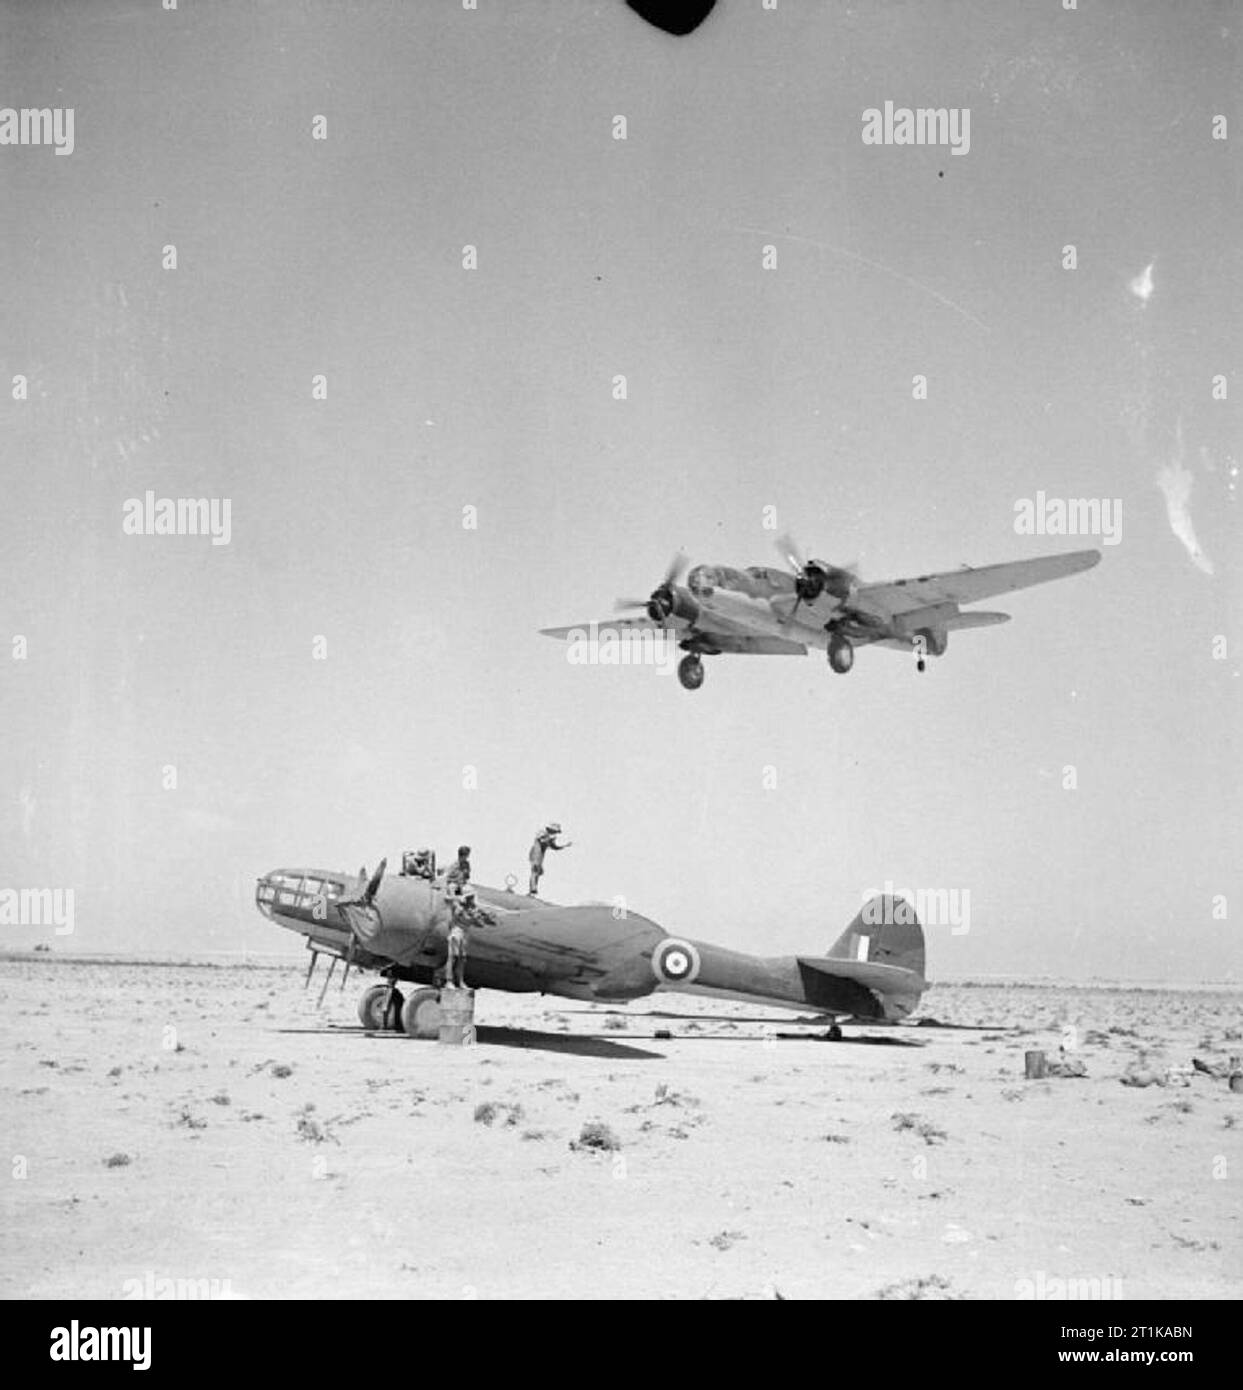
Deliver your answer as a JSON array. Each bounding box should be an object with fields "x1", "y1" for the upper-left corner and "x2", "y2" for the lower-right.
[
  {"x1": 827, "y1": 634, "x2": 854, "y2": 674},
  {"x1": 400, "y1": 988, "x2": 443, "y2": 1040}
]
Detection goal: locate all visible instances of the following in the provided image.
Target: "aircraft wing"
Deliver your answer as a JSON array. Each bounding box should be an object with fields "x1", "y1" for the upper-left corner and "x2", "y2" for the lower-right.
[
  {"x1": 700, "y1": 634, "x2": 807, "y2": 655},
  {"x1": 540, "y1": 619, "x2": 806, "y2": 655},
  {"x1": 539, "y1": 616, "x2": 685, "y2": 640},
  {"x1": 853, "y1": 548, "x2": 1101, "y2": 622}
]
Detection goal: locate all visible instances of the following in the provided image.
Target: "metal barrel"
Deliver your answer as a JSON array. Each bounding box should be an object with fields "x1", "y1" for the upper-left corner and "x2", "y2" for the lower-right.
[{"x1": 438, "y1": 987, "x2": 476, "y2": 1045}]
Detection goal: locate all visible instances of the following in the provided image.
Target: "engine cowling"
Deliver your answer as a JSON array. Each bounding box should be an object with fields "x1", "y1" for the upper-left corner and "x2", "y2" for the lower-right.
[
  {"x1": 647, "y1": 585, "x2": 699, "y2": 625},
  {"x1": 914, "y1": 626, "x2": 948, "y2": 658}
]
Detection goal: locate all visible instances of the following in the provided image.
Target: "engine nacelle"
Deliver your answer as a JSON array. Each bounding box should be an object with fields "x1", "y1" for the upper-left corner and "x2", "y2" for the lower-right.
[
  {"x1": 650, "y1": 585, "x2": 700, "y2": 625},
  {"x1": 914, "y1": 626, "x2": 948, "y2": 658},
  {"x1": 668, "y1": 590, "x2": 700, "y2": 624}
]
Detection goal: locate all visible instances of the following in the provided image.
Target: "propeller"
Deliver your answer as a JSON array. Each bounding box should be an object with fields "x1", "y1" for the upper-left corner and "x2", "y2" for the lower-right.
[
  {"x1": 614, "y1": 552, "x2": 689, "y2": 623},
  {"x1": 354, "y1": 857, "x2": 386, "y2": 906},
  {"x1": 775, "y1": 533, "x2": 859, "y2": 624}
]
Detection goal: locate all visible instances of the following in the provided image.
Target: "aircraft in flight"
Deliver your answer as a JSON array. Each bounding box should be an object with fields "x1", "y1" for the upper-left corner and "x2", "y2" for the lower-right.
[
  {"x1": 541, "y1": 536, "x2": 1101, "y2": 690},
  {"x1": 255, "y1": 861, "x2": 927, "y2": 1042}
]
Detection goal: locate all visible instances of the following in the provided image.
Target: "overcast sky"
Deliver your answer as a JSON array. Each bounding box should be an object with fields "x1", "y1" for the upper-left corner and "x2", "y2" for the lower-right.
[{"x1": 2, "y1": 1, "x2": 1238, "y2": 983}]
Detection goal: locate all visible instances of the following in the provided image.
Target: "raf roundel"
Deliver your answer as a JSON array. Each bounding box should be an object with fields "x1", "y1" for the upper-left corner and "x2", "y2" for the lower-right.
[{"x1": 652, "y1": 937, "x2": 701, "y2": 986}]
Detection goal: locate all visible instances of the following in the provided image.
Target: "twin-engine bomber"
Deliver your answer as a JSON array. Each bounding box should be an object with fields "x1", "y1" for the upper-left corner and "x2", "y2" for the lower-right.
[
  {"x1": 256, "y1": 861, "x2": 927, "y2": 1041},
  {"x1": 541, "y1": 536, "x2": 1101, "y2": 689}
]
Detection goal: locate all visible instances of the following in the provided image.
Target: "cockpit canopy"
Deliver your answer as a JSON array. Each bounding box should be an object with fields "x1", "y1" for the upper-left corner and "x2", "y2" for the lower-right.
[{"x1": 687, "y1": 564, "x2": 790, "y2": 598}]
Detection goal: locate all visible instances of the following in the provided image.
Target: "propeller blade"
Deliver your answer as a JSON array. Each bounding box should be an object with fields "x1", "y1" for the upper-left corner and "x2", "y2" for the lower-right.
[
  {"x1": 662, "y1": 551, "x2": 688, "y2": 587},
  {"x1": 364, "y1": 857, "x2": 387, "y2": 904},
  {"x1": 613, "y1": 597, "x2": 649, "y2": 612},
  {"x1": 775, "y1": 531, "x2": 805, "y2": 575}
]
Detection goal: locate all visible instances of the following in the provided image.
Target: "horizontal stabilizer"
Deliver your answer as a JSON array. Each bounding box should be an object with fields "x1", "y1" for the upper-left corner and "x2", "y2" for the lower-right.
[{"x1": 796, "y1": 954, "x2": 926, "y2": 994}]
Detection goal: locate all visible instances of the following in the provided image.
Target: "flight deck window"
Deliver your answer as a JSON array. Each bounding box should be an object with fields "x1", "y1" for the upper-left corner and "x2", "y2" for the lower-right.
[{"x1": 275, "y1": 875, "x2": 303, "y2": 905}]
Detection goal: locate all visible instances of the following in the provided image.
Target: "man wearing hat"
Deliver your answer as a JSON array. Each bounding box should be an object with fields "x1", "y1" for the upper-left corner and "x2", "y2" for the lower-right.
[
  {"x1": 444, "y1": 884, "x2": 494, "y2": 988},
  {"x1": 443, "y1": 845, "x2": 472, "y2": 896},
  {"x1": 528, "y1": 822, "x2": 573, "y2": 897}
]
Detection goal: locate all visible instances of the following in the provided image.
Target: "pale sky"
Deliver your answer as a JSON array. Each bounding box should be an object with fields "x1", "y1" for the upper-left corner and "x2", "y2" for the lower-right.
[{"x1": 2, "y1": 1, "x2": 1238, "y2": 982}]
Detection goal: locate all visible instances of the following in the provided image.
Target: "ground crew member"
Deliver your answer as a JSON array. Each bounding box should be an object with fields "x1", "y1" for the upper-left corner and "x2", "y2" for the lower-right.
[
  {"x1": 445, "y1": 906, "x2": 468, "y2": 988},
  {"x1": 528, "y1": 822, "x2": 573, "y2": 896},
  {"x1": 444, "y1": 886, "x2": 493, "y2": 988},
  {"x1": 443, "y1": 845, "x2": 471, "y2": 895},
  {"x1": 401, "y1": 848, "x2": 435, "y2": 880}
]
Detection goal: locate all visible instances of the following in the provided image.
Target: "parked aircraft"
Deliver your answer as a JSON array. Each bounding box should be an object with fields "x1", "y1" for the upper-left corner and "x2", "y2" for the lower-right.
[{"x1": 255, "y1": 860, "x2": 927, "y2": 1041}]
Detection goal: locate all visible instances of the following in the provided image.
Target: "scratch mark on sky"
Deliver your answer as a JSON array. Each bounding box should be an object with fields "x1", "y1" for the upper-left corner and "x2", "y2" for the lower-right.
[{"x1": 730, "y1": 226, "x2": 991, "y2": 332}]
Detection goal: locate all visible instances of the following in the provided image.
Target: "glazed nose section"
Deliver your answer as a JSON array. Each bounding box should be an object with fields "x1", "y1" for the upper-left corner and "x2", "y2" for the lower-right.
[
  {"x1": 255, "y1": 869, "x2": 286, "y2": 919},
  {"x1": 255, "y1": 869, "x2": 334, "y2": 922}
]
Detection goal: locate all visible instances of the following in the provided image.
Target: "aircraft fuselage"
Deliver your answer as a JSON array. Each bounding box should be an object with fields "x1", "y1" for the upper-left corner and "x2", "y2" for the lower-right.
[{"x1": 256, "y1": 868, "x2": 926, "y2": 1022}]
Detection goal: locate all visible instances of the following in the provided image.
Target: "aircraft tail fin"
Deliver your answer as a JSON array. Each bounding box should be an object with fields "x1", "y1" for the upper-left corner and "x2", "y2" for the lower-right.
[{"x1": 828, "y1": 896, "x2": 925, "y2": 978}]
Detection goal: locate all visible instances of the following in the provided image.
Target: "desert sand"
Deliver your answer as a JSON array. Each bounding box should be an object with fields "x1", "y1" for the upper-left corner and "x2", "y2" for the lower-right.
[{"x1": 2, "y1": 956, "x2": 1239, "y2": 1300}]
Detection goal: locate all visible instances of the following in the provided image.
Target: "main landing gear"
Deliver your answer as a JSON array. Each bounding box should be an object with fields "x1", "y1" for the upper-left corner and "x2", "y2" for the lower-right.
[
  {"x1": 357, "y1": 981, "x2": 444, "y2": 1037},
  {"x1": 677, "y1": 653, "x2": 705, "y2": 691},
  {"x1": 827, "y1": 633, "x2": 854, "y2": 674},
  {"x1": 400, "y1": 989, "x2": 443, "y2": 1040},
  {"x1": 357, "y1": 981, "x2": 404, "y2": 1031}
]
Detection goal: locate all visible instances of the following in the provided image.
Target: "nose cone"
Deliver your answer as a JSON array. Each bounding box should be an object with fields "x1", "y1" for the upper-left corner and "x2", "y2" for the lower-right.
[
  {"x1": 254, "y1": 867, "x2": 348, "y2": 925},
  {"x1": 254, "y1": 868, "x2": 289, "y2": 918}
]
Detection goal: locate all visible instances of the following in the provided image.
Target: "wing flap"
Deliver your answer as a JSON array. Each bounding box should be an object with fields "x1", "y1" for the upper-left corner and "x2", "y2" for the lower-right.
[{"x1": 705, "y1": 634, "x2": 807, "y2": 656}]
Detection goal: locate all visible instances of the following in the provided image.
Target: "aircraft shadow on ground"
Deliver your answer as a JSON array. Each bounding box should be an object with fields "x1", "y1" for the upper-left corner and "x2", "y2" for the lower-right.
[
  {"x1": 579, "y1": 1008, "x2": 991, "y2": 1031},
  {"x1": 277, "y1": 1024, "x2": 923, "y2": 1051},
  {"x1": 473, "y1": 1025, "x2": 663, "y2": 1059},
  {"x1": 276, "y1": 1024, "x2": 665, "y2": 1060}
]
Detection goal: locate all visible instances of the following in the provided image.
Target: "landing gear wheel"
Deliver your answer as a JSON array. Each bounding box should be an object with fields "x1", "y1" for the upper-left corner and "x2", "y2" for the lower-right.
[
  {"x1": 827, "y1": 1023, "x2": 843, "y2": 1042},
  {"x1": 384, "y1": 988, "x2": 404, "y2": 1029},
  {"x1": 917, "y1": 657, "x2": 926, "y2": 673},
  {"x1": 827, "y1": 635, "x2": 854, "y2": 674},
  {"x1": 358, "y1": 984, "x2": 404, "y2": 1030},
  {"x1": 400, "y1": 988, "x2": 443, "y2": 1040},
  {"x1": 358, "y1": 984, "x2": 385, "y2": 1030},
  {"x1": 677, "y1": 654, "x2": 705, "y2": 691}
]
